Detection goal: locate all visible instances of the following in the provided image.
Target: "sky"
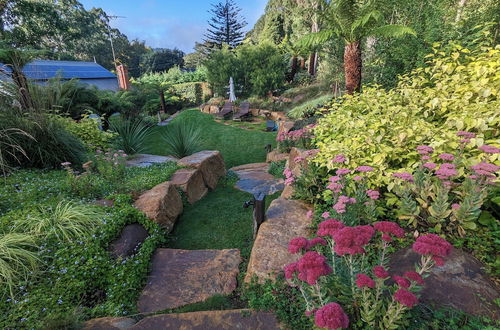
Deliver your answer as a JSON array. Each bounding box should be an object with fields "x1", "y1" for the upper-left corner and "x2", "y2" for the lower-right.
[{"x1": 79, "y1": 0, "x2": 268, "y2": 53}]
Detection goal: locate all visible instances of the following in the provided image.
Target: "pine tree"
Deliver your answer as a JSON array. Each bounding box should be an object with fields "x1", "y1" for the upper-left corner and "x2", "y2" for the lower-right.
[{"x1": 204, "y1": 0, "x2": 247, "y2": 48}]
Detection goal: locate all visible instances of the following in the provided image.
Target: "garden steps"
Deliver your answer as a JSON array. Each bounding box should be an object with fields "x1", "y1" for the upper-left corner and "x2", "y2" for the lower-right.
[
  {"x1": 84, "y1": 309, "x2": 280, "y2": 330},
  {"x1": 230, "y1": 163, "x2": 284, "y2": 195},
  {"x1": 136, "y1": 248, "x2": 241, "y2": 313}
]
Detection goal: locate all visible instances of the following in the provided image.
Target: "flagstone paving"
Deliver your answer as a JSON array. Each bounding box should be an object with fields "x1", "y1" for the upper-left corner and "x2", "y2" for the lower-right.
[{"x1": 230, "y1": 163, "x2": 284, "y2": 195}]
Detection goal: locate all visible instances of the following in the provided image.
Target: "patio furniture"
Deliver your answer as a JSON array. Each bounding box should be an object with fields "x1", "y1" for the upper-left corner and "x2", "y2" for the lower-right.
[
  {"x1": 215, "y1": 101, "x2": 233, "y2": 119},
  {"x1": 233, "y1": 102, "x2": 250, "y2": 121}
]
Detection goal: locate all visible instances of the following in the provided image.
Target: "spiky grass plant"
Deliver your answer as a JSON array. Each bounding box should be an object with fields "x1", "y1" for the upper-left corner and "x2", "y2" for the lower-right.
[
  {"x1": 110, "y1": 118, "x2": 152, "y2": 154},
  {"x1": 0, "y1": 127, "x2": 33, "y2": 177},
  {"x1": 0, "y1": 233, "x2": 39, "y2": 297},
  {"x1": 17, "y1": 201, "x2": 103, "y2": 242},
  {"x1": 161, "y1": 121, "x2": 202, "y2": 158}
]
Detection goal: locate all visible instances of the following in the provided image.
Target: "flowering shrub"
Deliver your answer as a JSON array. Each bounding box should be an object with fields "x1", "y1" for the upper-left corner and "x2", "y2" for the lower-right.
[
  {"x1": 94, "y1": 149, "x2": 127, "y2": 183},
  {"x1": 392, "y1": 136, "x2": 498, "y2": 236},
  {"x1": 284, "y1": 219, "x2": 453, "y2": 329},
  {"x1": 313, "y1": 44, "x2": 500, "y2": 187},
  {"x1": 277, "y1": 124, "x2": 316, "y2": 153}
]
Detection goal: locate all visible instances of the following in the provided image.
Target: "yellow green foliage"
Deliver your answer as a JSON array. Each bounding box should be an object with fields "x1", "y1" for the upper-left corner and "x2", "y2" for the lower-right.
[
  {"x1": 58, "y1": 115, "x2": 117, "y2": 151},
  {"x1": 313, "y1": 44, "x2": 500, "y2": 186}
]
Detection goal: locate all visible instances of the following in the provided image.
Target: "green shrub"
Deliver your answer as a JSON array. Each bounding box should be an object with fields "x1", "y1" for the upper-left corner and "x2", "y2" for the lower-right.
[
  {"x1": 0, "y1": 233, "x2": 39, "y2": 297},
  {"x1": 313, "y1": 43, "x2": 500, "y2": 186},
  {"x1": 161, "y1": 121, "x2": 202, "y2": 158},
  {"x1": 15, "y1": 201, "x2": 103, "y2": 242},
  {"x1": 57, "y1": 115, "x2": 117, "y2": 151},
  {"x1": 173, "y1": 82, "x2": 204, "y2": 105},
  {"x1": 110, "y1": 118, "x2": 152, "y2": 155}
]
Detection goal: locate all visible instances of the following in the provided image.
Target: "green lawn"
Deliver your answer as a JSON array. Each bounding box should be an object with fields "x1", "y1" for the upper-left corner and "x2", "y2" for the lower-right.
[{"x1": 147, "y1": 109, "x2": 277, "y2": 168}]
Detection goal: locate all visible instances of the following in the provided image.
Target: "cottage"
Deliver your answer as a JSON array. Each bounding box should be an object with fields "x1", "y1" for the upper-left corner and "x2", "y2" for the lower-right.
[{"x1": 0, "y1": 60, "x2": 119, "y2": 91}]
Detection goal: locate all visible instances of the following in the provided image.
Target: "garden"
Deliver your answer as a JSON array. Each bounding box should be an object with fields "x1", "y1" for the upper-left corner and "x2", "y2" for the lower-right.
[{"x1": 1, "y1": 0, "x2": 499, "y2": 329}]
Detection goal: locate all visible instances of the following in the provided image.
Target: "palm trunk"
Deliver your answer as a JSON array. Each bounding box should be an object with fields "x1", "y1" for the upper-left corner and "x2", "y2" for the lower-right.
[
  {"x1": 12, "y1": 69, "x2": 33, "y2": 111},
  {"x1": 300, "y1": 58, "x2": 305, "y2": 70},
  {"x1": 344, "y1": 41, "x2": 362, "y2": 95},
  {"x1": 289, "y1": 56, "x2": 298, "y2": 82},
  {"x1": 308, "y1": 53, "x2": 317, "y2": 76},
  {"x1": 159, "y1": 90, "x2": 167, "y2": 113}
]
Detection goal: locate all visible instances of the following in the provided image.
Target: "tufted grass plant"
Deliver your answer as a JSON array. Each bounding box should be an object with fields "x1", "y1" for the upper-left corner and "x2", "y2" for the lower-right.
[
  {"x1": 161, "y1": 120, "x2": 202, "y2": 158},
  {"x1": 110, "y1": 118, "x2": 152, "y2": 154},
  {"x1": 0, "y1": 233, "x2": 39, "y2": 298},
  {"x1": 16, "y1": 201, "x2": 103, "y2": 243}
]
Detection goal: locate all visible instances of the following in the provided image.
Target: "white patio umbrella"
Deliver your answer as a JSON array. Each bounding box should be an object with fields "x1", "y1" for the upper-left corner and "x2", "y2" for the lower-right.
[{"x1": 229, "y1": 77, "x2": 237, "y2": 102}]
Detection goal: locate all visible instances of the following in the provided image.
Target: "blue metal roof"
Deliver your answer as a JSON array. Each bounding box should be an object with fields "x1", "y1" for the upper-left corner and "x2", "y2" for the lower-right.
[{"x1": 0, "y1": 60, "x2": 116, "y2": 80}]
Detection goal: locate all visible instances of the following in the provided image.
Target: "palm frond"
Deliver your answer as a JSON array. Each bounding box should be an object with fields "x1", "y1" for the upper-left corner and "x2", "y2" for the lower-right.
[
  {"x1": 298, "y1": 29, "x2": 337, "y2": 49},
  {"x1": 370, "y1": 24, "x2": 416, "y2": 38}
]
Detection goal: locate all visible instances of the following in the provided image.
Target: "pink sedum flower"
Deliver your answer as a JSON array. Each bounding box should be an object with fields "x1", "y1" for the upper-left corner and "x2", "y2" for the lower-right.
[
  {"x1": 366, "y1": 189, "x2": 380, "y2": 200},
  {"x1": 404, "y1": 271, "x2": 424, "y2": 285},
  {"x1": 332, "y1": 225, "x2": 374, "y2": 256},
  {"x1": 479, "y1": 145, "x2": 500, "y2": 154},
  {"x1": 373, "y1": 221, "x2": 405, "y2": 241},
  {"x1": 336, "y1": 168, "x2": 351, "y2": 176},
  {"x1": 356, "y1": 166, "x2": 374, "y2": 172},
  {"x1": 394, "y1": 288, "x2": 419, "y2": 308},
  {"x1": 451, "y1": 203, "x2": 460, "y2": 210},
  {"x1": 423, "y1": 162, "x2": 437, "y2": 170},
  {"x1": 353, "y1": 175, "x2": 363, "y2": 181},
  {"x1": 317, "y1": 219, "x2": 345, "y2": 238},
  {"x1": 356, "y1": 273, "x2": 375, "y2": 289},
  {"x1": 288, "y1": 237, "x2": 309, "y2": 254},
  {"x1": 332, "y1": 154, "x2": 346, "y2": 163},
  {"x1": 417, "y1": 145, "x2": 433, "y2": 155},
  {"x1": 412, "y1": 234, "x2": 452, "y2": 265},
  {"x1": 457, "y1": 131, "x2": 475, "y2": 139},
  {"x1": 435, "y1": 163, "x2": 457, "y2": 180},
  {"x1": 438, "y1": 153, "x2": 454, "y2": 161},
  {"x1": 297, "y1": 251, "x2": 332, "y2": 285},
  {"x1": 314, "y1": 303, "x2": 349, "y2": 329},
  {"x1": 284, "y1": 262, "x2": 298, "y2": 280},
  {"x1": 307, "y1": 237, "x2": 327, "y2": 249},
  {"x1": 392, "y1": 172, "x2": 414, "y2": 182},
  {"x1": 393, "y1": 275, "x2": 411, "y2": 288},
  {"x1": 321, "y1": 212, "x2": 330, "y2": 219},
  {"x1": 373, "y1": 265, "x2": 390, "y2": 279}
]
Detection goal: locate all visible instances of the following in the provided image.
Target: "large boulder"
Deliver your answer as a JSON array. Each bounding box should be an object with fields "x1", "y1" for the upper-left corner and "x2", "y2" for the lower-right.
[
  {"x1": 108, "y1": 223, "x2": 149, "y2": 259},
  {"x1": 133, "y1": 182, "x2": 183, "y2": 233},
  {"x1": 129, "y1": 309, "x2": 279, "y2": 330},
  {"x1": 178, "y1": 150, "x2": 226, "y2": 190},
  {"x1": 170, "y1": 168, "x2": 208, "y2": 204},
  {"x1": 245, "y1": 198, "x2": 313, "y2": 283},
  {"x1": 389, "y1": 247, "x2": 500, "y2": 320},
  {"x1": 137, "y1": 249, "x2": 241, "y2": 313},
  {"x1": 277, "y1": 120, "x2": 294, "y2": 137},
  {"x1": 84, "y1": 317, "x2": 135, "y2": 330},
  {"x1": 266, "y1": 150, "x2": 289, "y2": 163}
]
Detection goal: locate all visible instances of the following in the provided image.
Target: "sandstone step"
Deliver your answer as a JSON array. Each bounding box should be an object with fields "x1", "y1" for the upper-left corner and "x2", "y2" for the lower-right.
[
  {"x1": 137, "y1": 248, "x2": 241, "y2": 313},
  {"x1": 245, "y1": 198, "x2": 312, "y2": 283},
  {"x1": 230, "y1": 163, "x2": 284, "y2": 195},
  {"x1": 178, "y1": 150, "x2": 226, "y2": 190}
]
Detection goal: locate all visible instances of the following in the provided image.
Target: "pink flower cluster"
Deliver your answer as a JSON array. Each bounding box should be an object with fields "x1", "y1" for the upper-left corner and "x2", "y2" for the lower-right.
[
  {"x1": 276, "y1": 125, "x2": 315, "y2": 142},
  {"x1": 332, "y1": 154, "x2": 346, "y2": 163},
  {"x1": 336, "y1": 168, "x2": 351, "y2": 176},
  {"x1": 404, "y1": 271, "x2": 424, "y2": 285},
  {"x1": 412, "y1": 234, "x2": 452, "y2": 266},
  {"x1": 435, "y1": 163, "x2": 457, "y2": 180},
  {"x1": 392, "y1": 172, "x2": 414, "y2": 182},
  {"x1": 314, "y1": 303, "x2": 349, "y2": 329},
  {"x1": 393, "y1": 275, "x2": 411, "y2": 288},
  {"x1": 417, "y1": 145, "x2": 434, "y2": 155},
  {"x1": 438, "y1": 153, "x2": 454, "y2": 161},
  {"x1": 333, "y1": 195, "x2": 356, "y2": 214},
  {"x1": 423, "y1": 162, "x2": 437, "y2": 170},
  {"x1": 457, "y1": 131, "x2": 475, "y2": 144},
  {"x1": 373, "y1": 221, "x2": 405, "y2": 242},
  {"x1": 317, "y1": 219, "x2": 345, "y2": 238},
  {"x1": 393, "y1": 288, "x2": 418, "y2": 308},
  {"x1": 356, "y1": 166, "x2": 374, "y2": 173},
  {"x1": 471, "y1": 162, "x2": 499, "y2": 179},
  {"x1": 288, "y1": 236, "x2": 327, "y2": 254},
  {"x1": 479, "y1": 145, "x2": 500, "y2": 154},
  {"x1": 286, "y1": 251, "x2": 332, "y2": 285},
  {"x1": 332, "y1": 225, "x2": 374, "y2": 256},
  {"x1": 366, "y1": 189, "x2": 380, "y2": 200},
  {"x1": 373, "y1": 265, "x2": 390, "y2": 279},
  {"x1": 356, "y1": 273, "x2": 375, "y2": 289},
  {"x1": 283, "y1": 168, "x2": 295, "y2": 185}
]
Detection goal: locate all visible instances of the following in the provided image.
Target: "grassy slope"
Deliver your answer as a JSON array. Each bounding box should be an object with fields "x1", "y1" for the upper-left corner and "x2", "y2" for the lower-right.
[{"x1": 147, "y1": 109, "x2": 277, "y2": 168}]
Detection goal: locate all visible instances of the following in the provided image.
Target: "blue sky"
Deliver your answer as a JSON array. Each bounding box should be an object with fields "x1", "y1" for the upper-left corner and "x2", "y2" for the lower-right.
[{"x1": 80, "y1": 0, "x2": 267, "y2": 53}]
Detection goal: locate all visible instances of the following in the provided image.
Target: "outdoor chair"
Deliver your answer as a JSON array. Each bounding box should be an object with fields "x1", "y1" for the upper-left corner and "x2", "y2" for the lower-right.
[
  {"x1": 233, "y1": 102, "x2": 250, "y2": 121},
  {"x1": 215, "y1": 101, "x2": 233, "y2": 119}
]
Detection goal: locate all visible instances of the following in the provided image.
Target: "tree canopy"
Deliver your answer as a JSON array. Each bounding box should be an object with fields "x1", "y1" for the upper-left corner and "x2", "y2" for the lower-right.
[{"x1": 204, "y1": 0, "x2": 247, "y2": 48}]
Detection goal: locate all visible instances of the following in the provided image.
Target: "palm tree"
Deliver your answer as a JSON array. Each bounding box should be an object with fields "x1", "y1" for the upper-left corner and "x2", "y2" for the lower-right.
[{"x1": 302, "y1": 0, "x2": 415, "y2": 94}]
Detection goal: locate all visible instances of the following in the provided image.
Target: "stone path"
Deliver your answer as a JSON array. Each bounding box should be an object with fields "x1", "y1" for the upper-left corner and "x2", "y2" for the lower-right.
[
  {"x1": 137, "y1": 249, "x2": 241, "y2": 313},
  {"x1": 230, "y1": 163, "x2": 284, "y2": 195},
  {"x1": 126, "y1": 154, "x2": 178, "y2": 168},
  {"x1": 157, "y1": 111, "x2": 180, "y2": 126}
]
